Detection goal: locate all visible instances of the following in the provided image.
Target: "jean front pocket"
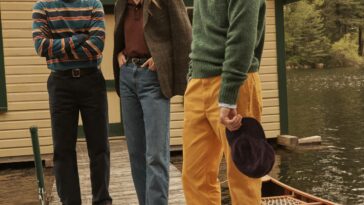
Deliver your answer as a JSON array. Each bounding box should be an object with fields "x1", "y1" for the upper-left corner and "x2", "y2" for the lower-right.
[
  {"x1": 145, "y1": 68, "x2": 159, "y2": 81},
  {"x1": 120, "y1": 64, "x2": 130, "y2": 78},
  {"x1": 120, "y1": 63, "x2": 126, "y2": 69},
  {"x1": 138, "y1": 68, "x2": 159, "y2": 89},
  {"x1": 146, "y1": 67, "x2": 158, "y2": 73}
]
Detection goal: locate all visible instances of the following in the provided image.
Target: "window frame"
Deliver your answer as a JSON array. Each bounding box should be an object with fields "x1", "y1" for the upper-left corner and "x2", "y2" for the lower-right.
[{"x1": 0, "y1": 13, "x2": 7, "y2": 113}]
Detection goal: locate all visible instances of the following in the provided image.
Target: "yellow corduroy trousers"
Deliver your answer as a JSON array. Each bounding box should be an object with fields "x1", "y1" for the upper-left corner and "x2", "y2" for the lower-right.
[{"x1": 182, "y1": 73, "x2": 263, "y2": 205}]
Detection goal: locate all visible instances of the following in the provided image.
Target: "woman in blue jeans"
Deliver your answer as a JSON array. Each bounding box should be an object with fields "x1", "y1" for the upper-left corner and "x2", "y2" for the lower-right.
[{"x1": 112, "y1": 0, "x2": 191, "y2": 204}]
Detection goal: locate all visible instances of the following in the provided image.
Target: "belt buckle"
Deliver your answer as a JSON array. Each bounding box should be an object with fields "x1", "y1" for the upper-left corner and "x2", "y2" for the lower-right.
[
  {"x1": 132, "y1": 58, "x2": 139, "y2": 65},
  {"x1": 72, "y1": 69, "x2": 81, "y2": 78}
]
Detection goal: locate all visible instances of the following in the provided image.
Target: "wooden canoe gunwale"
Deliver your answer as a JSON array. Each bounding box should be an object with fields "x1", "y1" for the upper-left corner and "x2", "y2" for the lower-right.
[{"x1": 262, "y1": 176, "x2": 338, "y2": 205}]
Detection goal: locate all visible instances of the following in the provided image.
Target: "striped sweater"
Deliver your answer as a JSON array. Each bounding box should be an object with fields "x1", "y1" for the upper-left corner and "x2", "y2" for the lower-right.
[{"x1": 32, "y1": 0, "x2": 105, "y2": 71}]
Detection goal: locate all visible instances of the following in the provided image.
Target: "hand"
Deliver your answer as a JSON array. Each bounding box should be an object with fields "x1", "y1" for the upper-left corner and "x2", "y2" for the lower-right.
[
  {"x1": 118, "y1": 52, "x2": 126, "y2": 68},
  {"x1": 220, "y1": 107, "x2": 242, "y2": 131},
  {"x1": 40, "y1": 25, "x2": 53, "y2": 38},
  {"x1": 133, "y1": 0, "x2": 142, "y2": 4},
  {"x1": 142, "y1": 58, "x2": 157, "y2": 71},
  {"x1": 76, "y1": 33, "x2": 89, "y2": 43}
]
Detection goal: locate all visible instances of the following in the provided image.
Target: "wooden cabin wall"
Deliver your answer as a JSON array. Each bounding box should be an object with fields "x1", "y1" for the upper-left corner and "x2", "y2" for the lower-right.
[
  {"x1": 0, "y1": 0, "x2": 280, "y2": 159},
  {"x1": 259, "y1": 0, "x2": 281, "y2": 138}
]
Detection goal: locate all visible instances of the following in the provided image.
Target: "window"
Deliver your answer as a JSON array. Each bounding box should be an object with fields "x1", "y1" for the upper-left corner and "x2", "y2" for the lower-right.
[
  {"x1": 101, "y1": 0, "x2": 115, "y2": 14},
  {"x1": 184, "y1": 0, "x2": 193, "y2": 6},
  {"x1": 101, "y1": 0, "x2": 115, "y2": 6}
]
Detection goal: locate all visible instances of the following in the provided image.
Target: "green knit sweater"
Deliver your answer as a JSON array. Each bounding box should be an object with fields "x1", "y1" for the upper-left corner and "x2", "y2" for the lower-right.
[{"x1": 189, "y1": 0, "x2": 266, "y2": 105}]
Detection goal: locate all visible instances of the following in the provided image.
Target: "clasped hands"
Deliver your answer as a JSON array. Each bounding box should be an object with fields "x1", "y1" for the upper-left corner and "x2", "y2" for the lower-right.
[{"x1": 220, "y1": 107, "x2": 242, "y2": 131}]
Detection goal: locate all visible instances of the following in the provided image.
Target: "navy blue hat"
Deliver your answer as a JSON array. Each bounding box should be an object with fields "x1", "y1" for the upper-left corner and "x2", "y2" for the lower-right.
[{"x1": 226, "y1": 117, "x2": 275, "y2": 178}]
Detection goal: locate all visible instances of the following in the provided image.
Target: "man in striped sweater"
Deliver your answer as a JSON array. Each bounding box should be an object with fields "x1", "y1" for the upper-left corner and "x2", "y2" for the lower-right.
[{"x1": 32, "y1": 0, "x2": 112, "y2": 204}]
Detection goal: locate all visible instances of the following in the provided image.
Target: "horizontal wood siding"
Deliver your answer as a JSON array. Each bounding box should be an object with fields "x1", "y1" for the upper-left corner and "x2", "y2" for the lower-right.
[
  {"x1": 0, "y1": 0, "x2": 55, "y2": 156},
  {"x1": 0, "y1": 0, "x2": 123, "y2": 158},
  {"x1": 260, "y1": 0, "x2": 281, "y2": 138},
  {"x1": 0, "y1": 0, "x2": 281, "y2": 159}
]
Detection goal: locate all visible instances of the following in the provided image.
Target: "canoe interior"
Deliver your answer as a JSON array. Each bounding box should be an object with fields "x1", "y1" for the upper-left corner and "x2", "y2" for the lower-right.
[{"x1": 262, "y1": 176, "x2": 337, "y2": 205}]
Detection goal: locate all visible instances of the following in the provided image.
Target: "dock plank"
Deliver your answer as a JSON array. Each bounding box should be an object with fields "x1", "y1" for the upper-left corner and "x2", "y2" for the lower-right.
[{"x1": 49, "y1": 139, "x2": 185, "y2": 205}]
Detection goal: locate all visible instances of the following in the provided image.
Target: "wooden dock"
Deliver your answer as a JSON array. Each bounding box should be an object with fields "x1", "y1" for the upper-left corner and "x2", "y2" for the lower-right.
[{"x1": 49, "y1": 139, "x2": 186, "y2": 205}]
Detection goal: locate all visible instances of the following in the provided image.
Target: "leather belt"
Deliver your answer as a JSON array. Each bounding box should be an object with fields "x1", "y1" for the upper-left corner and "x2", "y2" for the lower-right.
[
  {"x1": 51, "y1": 67, "x2": 99, "y2": 78},
  {"x1": 126, "y1": 57, "x2": 149, "y2": 67}
]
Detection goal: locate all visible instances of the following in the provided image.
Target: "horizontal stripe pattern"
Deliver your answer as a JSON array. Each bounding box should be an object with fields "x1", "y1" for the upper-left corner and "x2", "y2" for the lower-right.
[
  {"x1": 32, "y1": 0, "x2": 105, "y2": 71},
  {"x1": 46, "y1": 10, "x2": 92, "y2": 17}
]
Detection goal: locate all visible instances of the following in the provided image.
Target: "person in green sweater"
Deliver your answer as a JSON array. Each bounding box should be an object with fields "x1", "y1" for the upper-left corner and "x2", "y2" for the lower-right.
[{"x1": 182, "y1": 0, "x2": 266, "y2": 204}]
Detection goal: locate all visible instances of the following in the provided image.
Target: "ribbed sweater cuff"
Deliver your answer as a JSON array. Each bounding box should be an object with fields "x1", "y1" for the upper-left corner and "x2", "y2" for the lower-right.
[{"x1": 219, "y1": 82, "x2": 241, "y2": 105}]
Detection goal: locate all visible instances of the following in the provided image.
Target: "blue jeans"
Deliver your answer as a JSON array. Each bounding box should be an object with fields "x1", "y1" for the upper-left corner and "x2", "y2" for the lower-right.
[{"x1": 119, "y1": 63, "x2": 170, "y2": 205}]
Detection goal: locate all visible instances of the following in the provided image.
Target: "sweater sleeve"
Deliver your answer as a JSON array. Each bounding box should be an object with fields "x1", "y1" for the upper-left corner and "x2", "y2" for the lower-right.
[
  {"x1": 75, "y1": 0, "x2": 106, "y2": 58},
  {"x1": 219, "y1": 0, "x2": 261, "y2": 105},
  {"x1": 32, "y1": 2, "x2": 87, "y2": 58},
  {"x1": 32, "y1": 1, "x2": 105, "y2": 59}
]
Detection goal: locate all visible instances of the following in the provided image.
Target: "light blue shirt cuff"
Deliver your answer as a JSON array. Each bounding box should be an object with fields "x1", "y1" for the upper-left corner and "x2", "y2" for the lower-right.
[{"x1": 219, "y1": 103, "x2": 237, "y2": 109}]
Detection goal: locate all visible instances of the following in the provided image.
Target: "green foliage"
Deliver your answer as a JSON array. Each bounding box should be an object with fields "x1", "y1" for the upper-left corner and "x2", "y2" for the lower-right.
[
  {"x1": 318, "y1": 0, "x2": 364, "y2": 56},
  {"x1": 285, "y1": 1, "x2": 330, "y2": 68},
  {"x1": 335, "y1": 0, "x2": 364, "y2": 27},
  {"x1": 329, "y1": 34, "x2": 364, "y2": 67},
  {"x1": 321, "y1": 0, "x2": 364, "y2": 42},
  {"x1": 284, "y1": 0, "x2": 364, "y2": 68}
]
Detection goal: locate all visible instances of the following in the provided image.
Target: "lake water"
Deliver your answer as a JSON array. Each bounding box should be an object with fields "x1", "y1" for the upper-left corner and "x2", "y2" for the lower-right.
[{"x1": 278, "y1": 67, "x2": 364, "y2": 205}]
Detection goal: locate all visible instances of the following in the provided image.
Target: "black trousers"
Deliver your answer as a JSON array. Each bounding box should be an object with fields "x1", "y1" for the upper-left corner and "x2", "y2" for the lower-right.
[{"x1": 47, "y1": 70, "x2": 112, "y2": 205}]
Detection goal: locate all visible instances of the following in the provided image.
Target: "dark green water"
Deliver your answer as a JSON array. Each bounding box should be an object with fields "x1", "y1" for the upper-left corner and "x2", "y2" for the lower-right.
[{"x1": 278, "y1": 67, "x2": 364, "y2": 205}]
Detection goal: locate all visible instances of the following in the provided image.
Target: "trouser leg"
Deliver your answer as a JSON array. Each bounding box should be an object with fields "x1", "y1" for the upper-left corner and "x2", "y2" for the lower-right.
[
  {"x1": 138, "y1": 69, "x2": 170, "y2": 205},
  {"x1": 79, "y1": 71, "x2": 112, "y2": 205},
  {"x1": 205, "y1": 74, "x2": 263, "y2": 205},
  {"x1": 182, "y1": 78, "x2": 224, "y2": 205},
  {"x1": 119, "y1": 65, "x2": 147, "y2": 205},
  {"x1": 48, "y1": 74, "x2": 81, "y2": 205}
]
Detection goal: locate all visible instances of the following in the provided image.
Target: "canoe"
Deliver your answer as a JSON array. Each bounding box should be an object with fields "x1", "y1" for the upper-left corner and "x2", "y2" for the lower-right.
[{"x1": 262, "y1": 176, "x2": 338, "y2": 205}]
